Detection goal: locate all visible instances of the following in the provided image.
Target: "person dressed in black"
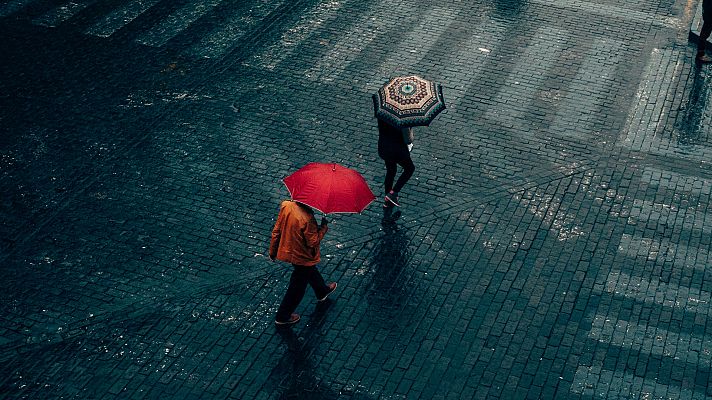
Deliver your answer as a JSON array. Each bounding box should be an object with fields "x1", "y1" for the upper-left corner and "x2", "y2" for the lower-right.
[
  {"x1": 377, "y1": 118, "x2": 415, "y2": 207},
  {"x1": 698, "y1": 0, "x2": 712, "y2": 63}
]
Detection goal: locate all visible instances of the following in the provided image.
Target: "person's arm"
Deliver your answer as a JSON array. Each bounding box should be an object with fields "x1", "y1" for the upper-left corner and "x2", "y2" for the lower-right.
[
  {"x1": 402, "y1": 127, "x2": 413, "y2": 144},
  {"x1": 304, "y1": 216, "x2": 328, "y2": 249},
  {"x1": 269, "y1": 208, "x2": 284, "y2": 260}
]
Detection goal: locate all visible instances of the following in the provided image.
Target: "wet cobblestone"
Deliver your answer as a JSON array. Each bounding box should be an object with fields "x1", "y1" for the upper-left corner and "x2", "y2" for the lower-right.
[{"x1": 2, "y1": 0, "x2": 712, "y2": 399}]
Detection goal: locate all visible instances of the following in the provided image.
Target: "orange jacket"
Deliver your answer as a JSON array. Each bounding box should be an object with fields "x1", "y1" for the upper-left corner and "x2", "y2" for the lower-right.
[{"x1": 269, "y1": 200, "x2": 328, "y2": 266}]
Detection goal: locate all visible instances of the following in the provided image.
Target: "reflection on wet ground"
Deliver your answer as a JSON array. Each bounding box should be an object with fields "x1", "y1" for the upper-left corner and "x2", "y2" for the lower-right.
[{"x1": 365, "y1": 208, "x2": 410, "y2": 318}]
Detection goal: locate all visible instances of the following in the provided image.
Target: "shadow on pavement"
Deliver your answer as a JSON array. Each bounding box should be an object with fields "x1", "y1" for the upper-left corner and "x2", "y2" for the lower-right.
[
  {"x1": 489, "y1": 0, "x2": 529, "y2": 18},
  {"x1": 272, "y1": 302, "x2": 339, "y2": 399},
  {"x1": 677, "y1": 65, "x2": 711, "y2": 148},
  {"x1": 364, "y1": 207, "x2": 412, "y2": 320}
]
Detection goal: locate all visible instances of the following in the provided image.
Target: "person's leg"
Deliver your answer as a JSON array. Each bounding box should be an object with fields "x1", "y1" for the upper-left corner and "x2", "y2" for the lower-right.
[
  {"x1": 698, "y1": 2, "x2": 712, "y2": 59},
  {"x1": 276, "y1": 266, "x2": 309, "y2": 322},
  {"x1": 384, "y1": 160, "x2": 398, "y2": 194},
  {"x1": 392, "y1": 157, "x2": 415, "y2": 193},
  {"x1": 303, "y1": 265, "x2": 332, "y2": 299}
]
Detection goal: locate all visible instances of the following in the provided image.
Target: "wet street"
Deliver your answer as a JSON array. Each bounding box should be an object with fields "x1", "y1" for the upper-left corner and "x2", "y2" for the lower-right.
[{"x1": 2, "y1": 0, "x2": 712, "y2": 398}]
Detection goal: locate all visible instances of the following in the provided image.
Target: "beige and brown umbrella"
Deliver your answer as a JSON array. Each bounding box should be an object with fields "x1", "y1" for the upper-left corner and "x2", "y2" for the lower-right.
[{"x1": 372, "y1": 75, "x2": 446, "y2": 127}]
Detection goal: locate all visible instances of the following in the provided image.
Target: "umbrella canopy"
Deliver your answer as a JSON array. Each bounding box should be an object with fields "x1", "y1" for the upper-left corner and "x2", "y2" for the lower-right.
[
  {"x1": 373, "y1": 75, "x2": 446, "y2": 128},
  {"x1": 283, "y1": 163, "x2": 376, "y2": 214}
]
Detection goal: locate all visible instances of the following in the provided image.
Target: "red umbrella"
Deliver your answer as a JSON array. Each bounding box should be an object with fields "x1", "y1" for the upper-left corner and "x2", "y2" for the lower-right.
[{"x1": 283, "y1": 163, "x2": 376, "y2": 214}]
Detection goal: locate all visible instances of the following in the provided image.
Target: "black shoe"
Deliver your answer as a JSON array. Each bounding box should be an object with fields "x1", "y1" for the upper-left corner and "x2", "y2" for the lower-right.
[
  {"x1": 385, "y1": 191, "x2": 400, "y2": 207},
  {"x1": 275, "y1": 313, "x2": 300, "y2": 325},
  {"x1": 696, "y1": 53, "x2": 712, "y2": 63},
  {"x1": 318, "y1": 282, "x2": 337, "y2": 302}
]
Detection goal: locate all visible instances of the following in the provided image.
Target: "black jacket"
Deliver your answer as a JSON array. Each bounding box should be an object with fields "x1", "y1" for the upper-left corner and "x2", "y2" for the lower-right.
[{"x1": 377, "y1": 119, "x2": 410, "y2": 162}]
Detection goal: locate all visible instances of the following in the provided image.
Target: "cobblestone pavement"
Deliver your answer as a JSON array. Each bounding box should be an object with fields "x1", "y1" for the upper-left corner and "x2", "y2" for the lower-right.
[{"x1": 1, "y1": 0, "x2": 712, "y2": 398}]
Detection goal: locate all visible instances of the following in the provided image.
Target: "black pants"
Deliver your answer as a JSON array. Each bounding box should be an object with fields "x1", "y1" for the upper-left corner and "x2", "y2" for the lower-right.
[
  {"x1": 276, "y1": 264, "x2": 329, "y2": 321},
  {"x1": 700, "y1": 0, "x2": 712, "y2": 53},
  {"x1": 384, "y1": 158, "x2": 415, "y2": 194}
]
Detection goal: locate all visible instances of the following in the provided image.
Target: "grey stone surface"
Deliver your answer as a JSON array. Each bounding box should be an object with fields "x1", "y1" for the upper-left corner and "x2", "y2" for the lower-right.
[{"x1": 1, "y1": 0, "x2": 712, "y2": 398}]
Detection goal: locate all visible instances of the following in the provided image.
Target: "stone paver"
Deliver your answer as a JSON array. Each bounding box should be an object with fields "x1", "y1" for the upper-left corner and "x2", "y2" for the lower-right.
[{"x1": 2, "y1": 0, "x2": 712, "y2": 399}]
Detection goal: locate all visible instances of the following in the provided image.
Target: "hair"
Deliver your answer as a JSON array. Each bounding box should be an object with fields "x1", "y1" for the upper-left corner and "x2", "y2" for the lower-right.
[
  {"x1": 378, "y1": 118, "x2": 400, "y2": 134},
  {"x1": 295, "y1": 201, "x2": 314, "y2": 213}
]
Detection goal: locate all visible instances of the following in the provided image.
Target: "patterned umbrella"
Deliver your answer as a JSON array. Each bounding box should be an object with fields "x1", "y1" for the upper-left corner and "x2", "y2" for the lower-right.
[
  {"x1": 372, "y1": 75, "x2": 446, "y2": 128},
  {"x1": 283, "y1": 163, "x2": 376, "y2": 214}
]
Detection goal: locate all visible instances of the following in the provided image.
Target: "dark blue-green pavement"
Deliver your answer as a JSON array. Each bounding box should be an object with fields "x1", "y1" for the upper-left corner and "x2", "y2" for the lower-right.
[{"x1": 2, "y1": 0, "x2": 712, "y2": 398}]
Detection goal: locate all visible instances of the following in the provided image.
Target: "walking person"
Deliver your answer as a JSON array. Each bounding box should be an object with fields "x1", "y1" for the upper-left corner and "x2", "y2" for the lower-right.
[
  {"x1": 378, "y1": 118, "x2": 415, "y2": 207},
  {"x1": 269, "y1": 200, "x2": 337, "y2": 325},
  {"x1": 698, "y1": 0, "x2": 712, "y2": 63}
]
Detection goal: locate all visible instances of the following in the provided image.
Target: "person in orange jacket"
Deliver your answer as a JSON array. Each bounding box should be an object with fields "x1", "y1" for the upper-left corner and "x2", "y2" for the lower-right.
[{"x1": 270, "y1": 200, "x2": 337, "y2": 325}]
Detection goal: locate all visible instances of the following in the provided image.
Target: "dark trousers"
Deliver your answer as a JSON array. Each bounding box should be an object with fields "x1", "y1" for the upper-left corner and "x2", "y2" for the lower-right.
[
  {"x1": 276, "y1": 264, "x2": 329, "y2": 321},
  {"x1": 384, "y1": 158, "x2": 415, "y2": 194},
  {"x1": 700, "y1": 0, "x2": 712, "y2": 53}
]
